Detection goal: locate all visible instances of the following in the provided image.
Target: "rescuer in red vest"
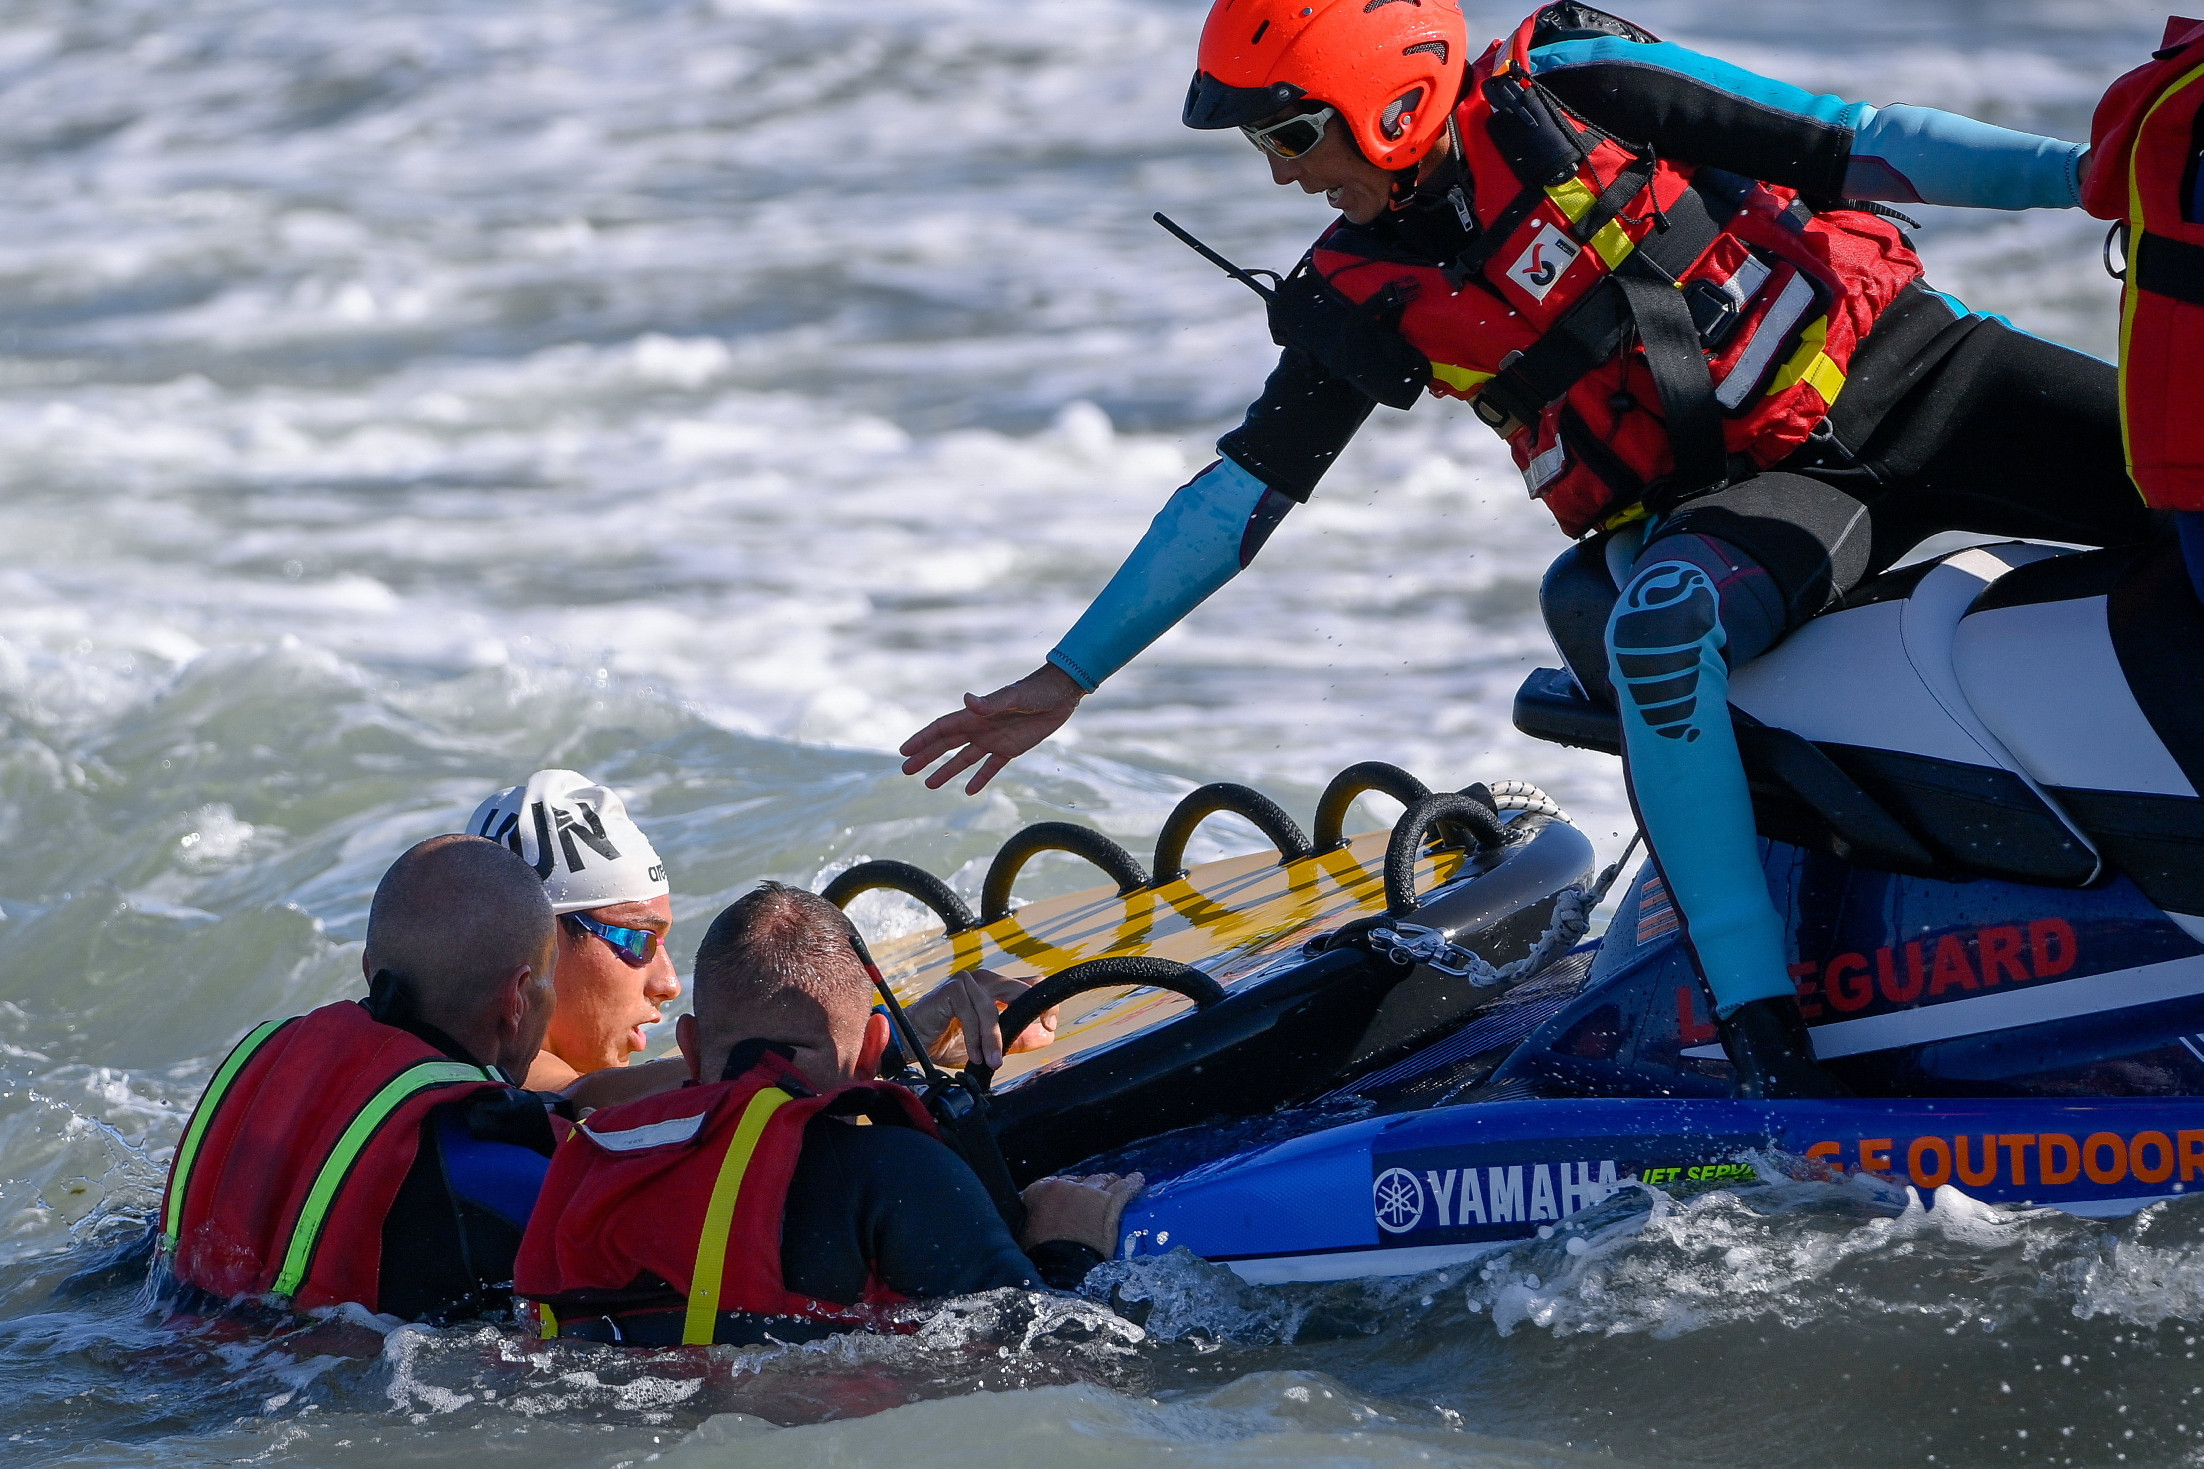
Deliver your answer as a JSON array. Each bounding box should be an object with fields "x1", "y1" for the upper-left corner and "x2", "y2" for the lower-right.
[
  {"x1": 902, "y1": 2, "x2": 2161, "y2": 1098},
  {"x1": 158, "y1": 835, "x2": 570, "y2": 1322},
  {"x1": 515, "y1": 882, "x2": 1139, "y2": 1346},
  {"x1": 2081, "y1": 14, "x2": 2204, "y2": 605}
]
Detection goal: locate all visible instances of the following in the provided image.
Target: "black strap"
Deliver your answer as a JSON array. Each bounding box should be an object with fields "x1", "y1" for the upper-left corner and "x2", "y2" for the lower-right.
[
  {"x1": 1611, "y1": 272, "x2": 1726, "y2": 494},
  {"x1": 1472, "y1": 174, "x2": 1734, "y2": 430},
  {"x1": 2136, "y1": 230, "x2": 2204, "y2": 306},
  {"x1": 1572, "y1": 149, "x2": 1657, "y2": 244}
]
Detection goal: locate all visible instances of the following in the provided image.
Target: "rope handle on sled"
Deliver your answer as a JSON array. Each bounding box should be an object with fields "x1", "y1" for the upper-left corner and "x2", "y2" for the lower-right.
[
  {"x1": 971, "y1": 956, "x2": 1225, "y2": 1093},
  {"x1": 981, "y1": 822, "x2": 1148, "y2": 925}
]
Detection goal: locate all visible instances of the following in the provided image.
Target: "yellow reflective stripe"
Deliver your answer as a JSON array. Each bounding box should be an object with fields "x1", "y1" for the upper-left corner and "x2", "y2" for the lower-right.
[
  {"x1": 682, "y1": 1088, "x2": 793, "y2": 1346},
  {"x1": 1542, "y1": 177, "x2": 1638, "y2": 272},
  {"x1": 161, "y1": 1019, "x2": 287, "y2": 1251},
  {"x1": 1430, "y1": 362, "x2": 1494, "y2": 394},
  {"x1": 538, "y1": 1303, "x2": 558, "y2": 1340},
  {"x1": 1546, "y1": 177, "x2": 1595, "y2": 222},
  {"x1": 1766, "y1": 316, "x2": 1845, "y2": 405},
  {"x1": 271, "y1": 1060, "x2": 494, "y2": 1298},
  {"x1": 1586, "y1": 221, "x2": 1635, "y2": 272}
]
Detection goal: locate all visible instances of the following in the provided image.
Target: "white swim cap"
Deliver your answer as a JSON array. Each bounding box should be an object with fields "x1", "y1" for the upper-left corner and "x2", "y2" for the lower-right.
[{"x1": 467, "y1": 769, "x2": 670, "y2": 915}]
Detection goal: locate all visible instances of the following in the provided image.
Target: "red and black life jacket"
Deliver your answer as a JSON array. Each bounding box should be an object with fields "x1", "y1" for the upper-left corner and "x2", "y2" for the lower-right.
[
  {"x1": 158, "y1": 1000, "x2": 506, "y2": 1314},
  {"x1": 1313, "y1": 9, "x2": 1923, "y2": 537},
  {"x1": 512, "y1": 1050, "x2": 937, "y2": 1345},
  {"x1": 2084, "y1": 15, "x2": 2204, "y2": 511}
]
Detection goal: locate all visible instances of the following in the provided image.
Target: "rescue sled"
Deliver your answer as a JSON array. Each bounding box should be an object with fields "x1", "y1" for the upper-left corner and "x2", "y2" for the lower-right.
[
  {"x1": 836, "y1": 768, "x2": 1601, "y2": 1180},
  {"x1": 1107, "y1": 535, "x2": 2204, "y2": 1280}
]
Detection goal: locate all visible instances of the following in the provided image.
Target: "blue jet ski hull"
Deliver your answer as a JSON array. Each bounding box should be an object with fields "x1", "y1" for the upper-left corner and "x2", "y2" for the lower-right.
[{"x1": 1117, "y1": 1093, "x2": 2204, "y2": 1282}]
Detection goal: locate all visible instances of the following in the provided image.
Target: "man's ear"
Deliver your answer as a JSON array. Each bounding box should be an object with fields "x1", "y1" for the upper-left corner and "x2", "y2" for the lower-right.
[
  {"x1": 857, "y1": 1010, "x2": 890, "y2": 1080},
  {"x1": 499, "y1": 963, "x2": 534, "y2": 1034},
  {"x1": 676, "y1": 1013, "x2": 702, "y2": 1083}
]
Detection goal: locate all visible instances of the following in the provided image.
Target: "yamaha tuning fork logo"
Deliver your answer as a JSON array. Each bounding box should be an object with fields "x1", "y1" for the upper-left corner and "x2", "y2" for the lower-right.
[{"x1": 1372, "y1": 1167, "x2": 1425, "y2": 1234}]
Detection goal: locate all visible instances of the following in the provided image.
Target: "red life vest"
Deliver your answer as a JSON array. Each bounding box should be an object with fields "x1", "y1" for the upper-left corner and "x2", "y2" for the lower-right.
[
  {"x1": 158, "y1": 1001, "x2": 506, "y2": 1313},
  {"x1": 512, "y1": 1050, "x2": 937, "y2": 1344},
  {"x1": 2084, "y1": 15, "x2": 2204, "y2": 511},
  {"x1": 1313, "y1": 9, "x2": 1922, "y2": 537}
]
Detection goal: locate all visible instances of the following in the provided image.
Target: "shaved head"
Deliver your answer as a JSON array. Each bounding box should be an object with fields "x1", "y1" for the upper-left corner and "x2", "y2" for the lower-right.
[
  {"x1": 689, "y1": 882, "x2": 872, "y2": 1086},
  {"x1": 365, "y1": 834, "x2": 558, "y2": 1069}
]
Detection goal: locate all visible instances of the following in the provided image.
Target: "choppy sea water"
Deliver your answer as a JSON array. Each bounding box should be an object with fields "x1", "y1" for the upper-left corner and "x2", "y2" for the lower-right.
[{"x1": 0, "y1": 0, "x2": 2186, "y2": 1462}]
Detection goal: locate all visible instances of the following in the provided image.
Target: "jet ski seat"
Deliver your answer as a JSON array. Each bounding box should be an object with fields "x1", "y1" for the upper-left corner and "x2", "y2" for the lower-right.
[
  {"x1": 1954, "y1": 538, "x2": 2204, "y2": 918},
  {"x1": 1519, "y1": 542, "x2": 2114, "y2": 888}
]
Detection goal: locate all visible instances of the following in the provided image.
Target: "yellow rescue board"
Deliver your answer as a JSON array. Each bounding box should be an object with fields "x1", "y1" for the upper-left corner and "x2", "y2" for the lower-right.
[{"x1": 866, "y1": 830, "x2": 1463, "y2": 1087}]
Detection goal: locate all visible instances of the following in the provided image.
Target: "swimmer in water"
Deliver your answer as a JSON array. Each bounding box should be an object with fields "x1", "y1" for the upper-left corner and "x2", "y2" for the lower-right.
[{"x1": 470, "y1": 768, "x2": 1057, "y2": 1111}]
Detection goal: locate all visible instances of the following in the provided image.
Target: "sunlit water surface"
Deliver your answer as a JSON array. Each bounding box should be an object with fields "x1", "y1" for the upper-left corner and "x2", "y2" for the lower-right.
[{"x1": 0, "y1": 0, "x2": 2187, "y2": 1463}]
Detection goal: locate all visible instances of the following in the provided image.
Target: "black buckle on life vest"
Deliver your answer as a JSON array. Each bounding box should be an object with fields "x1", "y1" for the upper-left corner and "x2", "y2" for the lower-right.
[{"x1": 1472, "y1": 171, "x2": 1744, "y2": 498}]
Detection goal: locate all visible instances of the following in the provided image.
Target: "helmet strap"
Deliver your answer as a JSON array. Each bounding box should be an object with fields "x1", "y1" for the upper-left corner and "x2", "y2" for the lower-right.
[{"x1": 1391, "y1": 112, "x2": 1467, "y2": 211}]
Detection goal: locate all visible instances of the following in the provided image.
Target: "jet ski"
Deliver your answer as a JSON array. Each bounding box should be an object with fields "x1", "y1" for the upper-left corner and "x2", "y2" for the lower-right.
[
  {"x1": 835, "y1": 767, "x2": 1603, "y2": 1181},
  {"x1": 1107, "y1": 534, "x2": 2204, "y2": 1281}
]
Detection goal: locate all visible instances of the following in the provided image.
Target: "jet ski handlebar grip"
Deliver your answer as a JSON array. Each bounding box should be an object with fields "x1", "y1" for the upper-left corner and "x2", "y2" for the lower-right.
[
  {"x1": 1385, "y1": 792, "x2": 1511, "y2": 917},
  {"x1": 991, "y1": 956, "x2": 1227, "y2": 1061},
  {"x1": 1149, "y1": 782, "x2": 1314, "y2": 886},
  {"x1": 1311, "y1": 762, "x2": 1433, "y2": 853},
  {"x1": 822, "y1": 859, "x2": 979, "y2": 936},
  {"x1": 980, "y1": 822, "x2": 1149, "y2": 925}
]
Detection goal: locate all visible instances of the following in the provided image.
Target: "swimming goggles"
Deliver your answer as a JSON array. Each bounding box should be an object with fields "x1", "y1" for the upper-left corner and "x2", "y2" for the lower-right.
[
  {"x1": 567, "y1": 911, "x2": 663, "y2": 968},
  {"x1": 1242, "y1": 105, "x2": 1337, "y2": 161}
]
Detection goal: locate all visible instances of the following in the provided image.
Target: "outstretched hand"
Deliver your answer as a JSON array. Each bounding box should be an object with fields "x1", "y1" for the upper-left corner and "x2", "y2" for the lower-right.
[{"x1": 899, "y1": 663, "x2": 1085, "y2": 794}]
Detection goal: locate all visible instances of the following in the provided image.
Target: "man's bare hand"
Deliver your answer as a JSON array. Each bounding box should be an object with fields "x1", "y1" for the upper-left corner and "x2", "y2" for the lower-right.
[
  {"x1": 1019, "y1": 1171, "x2": 1145, "y2": 1257},
  {"x1": 899, "y1": 663, "x2": 1085, "y2": 794},
  {"x1": 903, "y1": 967, "x2": 1059, "y2": 1069}
]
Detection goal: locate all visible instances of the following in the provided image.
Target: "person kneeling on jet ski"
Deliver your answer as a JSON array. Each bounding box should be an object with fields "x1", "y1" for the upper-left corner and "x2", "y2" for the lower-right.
[
  {"x1": 471, "y1": 767, "x2": 1061, "y2": 1111},
  {"x1": 158, "y1": 835, "x2": 573, "y2": 1324},
  {"x1": 902, "y1": 1, "x2": 2160, "y2": 1099},
  {"x1": 514, "y1": 882, "x2": 1138, "y2": 1346}
]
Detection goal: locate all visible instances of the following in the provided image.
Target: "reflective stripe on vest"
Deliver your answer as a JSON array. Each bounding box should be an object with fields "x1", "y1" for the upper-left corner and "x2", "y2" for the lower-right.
[
  {"x1": 682, "y1": 1086, "x2": 793, "y2": 1345},
  {"x1": 160, "y1": 1018, "x2": 289, "y2": 1251},
  {"x1": 269, "y1": 1060, "x2": 497, "y2": 1298}
]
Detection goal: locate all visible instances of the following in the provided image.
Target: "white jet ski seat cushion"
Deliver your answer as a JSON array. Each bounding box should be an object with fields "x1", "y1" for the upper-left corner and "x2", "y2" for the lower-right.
[{"x1": 1955, "y1": 539, "x2": 2204, "y2": 918}]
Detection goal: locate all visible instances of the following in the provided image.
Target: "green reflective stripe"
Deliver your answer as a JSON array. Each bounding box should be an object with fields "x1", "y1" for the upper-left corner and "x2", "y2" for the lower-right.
[
  {"x1": 270, "y1": 1061, "x2": 493, "y2": 1299},
  {"x1": 161, "y1": 1018, "x2": 288, "y2": 1251}
]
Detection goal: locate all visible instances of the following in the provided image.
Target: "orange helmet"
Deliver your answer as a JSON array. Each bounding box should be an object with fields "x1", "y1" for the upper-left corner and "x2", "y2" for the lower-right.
[{"x1": 1183, "y1": 0, "x2": 1468, "y2": 171}]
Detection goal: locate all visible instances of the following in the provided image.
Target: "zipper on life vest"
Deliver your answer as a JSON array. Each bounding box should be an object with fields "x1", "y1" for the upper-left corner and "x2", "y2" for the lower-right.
[
  {"x1": 270, "y1": 1060, "x2": 497, "y2": 1299},
  {"x1": 161, "y1": 1018, "x2": 292, "y2": 1251}
]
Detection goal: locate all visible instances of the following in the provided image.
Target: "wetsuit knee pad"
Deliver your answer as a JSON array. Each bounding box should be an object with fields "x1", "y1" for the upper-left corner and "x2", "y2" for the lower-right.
[
  {"x1": 1606, "y1": 560, "x2": 1724, "y2": 741},
  {"x1": 1540, "y1": 542, "x2": 1620, "y2": 708}
]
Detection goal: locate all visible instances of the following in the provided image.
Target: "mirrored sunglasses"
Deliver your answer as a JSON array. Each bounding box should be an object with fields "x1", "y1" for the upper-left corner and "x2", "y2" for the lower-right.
[
  {"x1": 567, "y1": 911, "x2": 663, "y2": 968},
  {"x1": 1242, "y1": 105, "x2": 1337, "y2": 161}
]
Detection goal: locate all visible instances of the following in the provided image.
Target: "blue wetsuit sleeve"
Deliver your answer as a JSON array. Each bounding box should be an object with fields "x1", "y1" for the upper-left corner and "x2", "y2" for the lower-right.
[
  {"x1": 1047, "y1": 458, "x2": 1285, "y2": 691},
  {"x1": 1529, "y1": 37, "x2": 2085, "y2": 210},
  {"x1": 435, "y1": 1108, "x2": 551, "y2": 1232},
  {"x1": 1846, "y1": 104, "x2": 2083, "y2": 210}
]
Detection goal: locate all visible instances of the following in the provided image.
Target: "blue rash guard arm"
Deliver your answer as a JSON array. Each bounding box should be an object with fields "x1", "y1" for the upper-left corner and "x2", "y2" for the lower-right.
[
  {"x1": 1047, "y1": 456, "x2": 1292, "y2": 691},
  {"x1": 1529, "y1": 37, "x2": 2085, "y2": 210}
]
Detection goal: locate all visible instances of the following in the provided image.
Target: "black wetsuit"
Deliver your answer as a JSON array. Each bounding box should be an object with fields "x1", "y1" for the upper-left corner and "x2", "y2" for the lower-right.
[
  {"x1": 550, "y1": 1040, "x2": 1101, "y2": 1346},
  {"x1": 370, "y1": 1002, "x2": 565, "y2": 1324}
]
